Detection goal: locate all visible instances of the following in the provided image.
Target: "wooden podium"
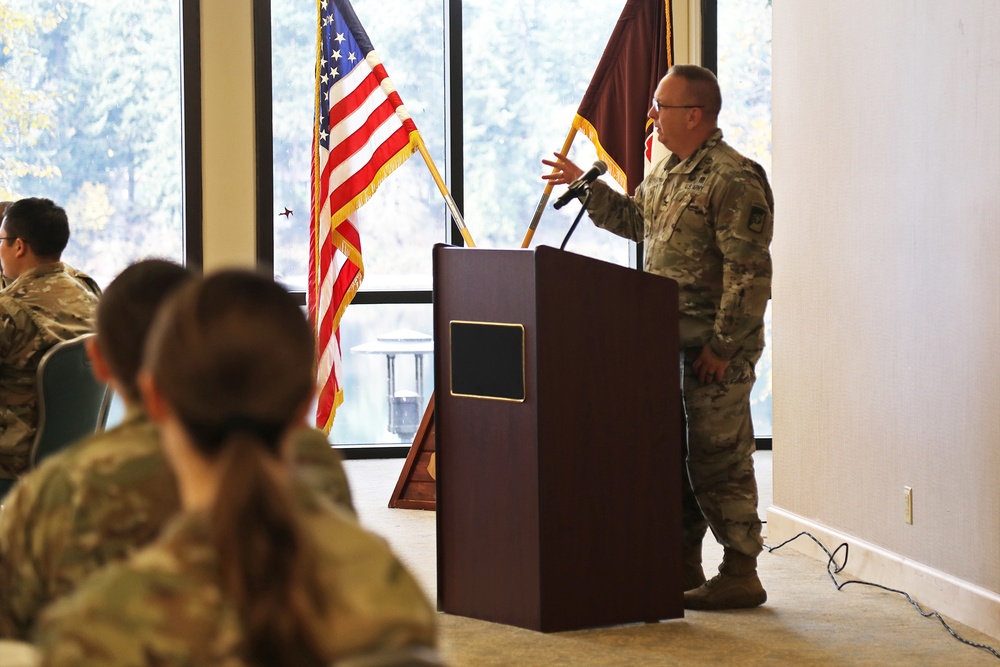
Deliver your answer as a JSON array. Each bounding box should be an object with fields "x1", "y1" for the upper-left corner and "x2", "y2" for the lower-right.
[{"x1": 434, "y1": 245, "x2": 683, "y2": 632}]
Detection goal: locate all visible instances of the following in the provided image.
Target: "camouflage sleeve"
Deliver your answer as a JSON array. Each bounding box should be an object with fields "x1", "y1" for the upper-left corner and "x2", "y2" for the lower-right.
[
  {"x1": 0, "y1": 474, "x2": 51, "y2": 639},
  {"x1": 63, "y1": 266, "x2": 102, "y2": 298},
  {"x1": 584, "y1": 180, "x2": 646, "y2": 243},
  {"x1": 292, "y1": 427, "x2": 356, "y2": 515},
  {"x1": 0, "y1": 461, "x2": 93, "y2": 640},
  {"x1": 710, "y1": 170, "x2": 774, "y2": 360},
  {"x1": 33, "y1": 566, "x2": 189, "y2": 667},
  {"x1": 0, "y1": 304, "x2": 14, "y2": 359},
  {"x1": 34, "y1": 511, "x2": 438, "y2": 665},
  {"x1": 334, "y1": 552, "x2": 438, "y2": 656},
  {"x1": 312, "y1": 513, "x2": 437, "y2": 657}
]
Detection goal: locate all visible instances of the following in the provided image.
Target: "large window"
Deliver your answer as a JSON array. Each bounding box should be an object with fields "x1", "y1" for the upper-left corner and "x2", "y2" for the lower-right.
[
  {"x1": 271, "y1": 0, "x2": 629, "y2": 449},
  {"x1": 271, "y1": 0, "x2": 445, "y2": 293},
  {"x1": 459, "y1": 0, "x2": 630, "y2": 261},
  {"x1": 0, "y1": 0, "x2": 186, "y2": 286},
  {"x1": 716, "y1": 0, "x2": 773, "y2": 437},
  {"x1": 268, "y1": 0, "x2": 773, "y2": 448},
  {"x1": 271, "y1": 0, "x2": 447, "y2": 449}
]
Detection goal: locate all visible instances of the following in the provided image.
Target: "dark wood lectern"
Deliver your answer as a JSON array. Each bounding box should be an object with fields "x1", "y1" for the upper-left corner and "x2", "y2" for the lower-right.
[{"x1": 434, "y1": 245, "x2": 682, "y2": 632}]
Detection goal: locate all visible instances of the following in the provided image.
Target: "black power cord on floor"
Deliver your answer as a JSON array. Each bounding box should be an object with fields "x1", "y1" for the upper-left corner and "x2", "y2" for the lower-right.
[{"x1": 764, "y1": 531, "x2": 1000, "y2": 660}]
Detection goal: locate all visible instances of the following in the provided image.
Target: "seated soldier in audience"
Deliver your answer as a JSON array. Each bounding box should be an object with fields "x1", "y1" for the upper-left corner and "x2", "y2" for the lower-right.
[
  {"x1": 0, "y1": 198, "x2": 101, "y2": 480},
  {"x1": 0, "y1": 200, "x2": 99, "y2": 295},
  {"x1": 32, "y1": 269, "x2": 438, "y2": 666},
  {"x1": 0, "y1": 260, "x2": 355, "y2": 640}
]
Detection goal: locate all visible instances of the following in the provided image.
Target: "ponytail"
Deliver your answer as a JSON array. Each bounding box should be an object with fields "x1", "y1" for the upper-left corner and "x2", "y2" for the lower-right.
[
  {"x1": 143, "y1": 270, "x2": 328, "y2": 664},
  {"x1": 211, "y1": 432, "x2": 327, "y2": 667}
]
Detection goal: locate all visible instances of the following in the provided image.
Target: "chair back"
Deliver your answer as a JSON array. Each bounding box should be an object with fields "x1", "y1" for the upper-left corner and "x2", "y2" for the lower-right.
[{"x1": 29, "y1": 334, "x2": 110, "y2": 468}]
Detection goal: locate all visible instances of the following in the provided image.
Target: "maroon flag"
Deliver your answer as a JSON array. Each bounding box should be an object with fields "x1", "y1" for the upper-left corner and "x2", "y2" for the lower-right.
[{"x1": 572, "y1": 0, "x2": 673, "y2": 194}]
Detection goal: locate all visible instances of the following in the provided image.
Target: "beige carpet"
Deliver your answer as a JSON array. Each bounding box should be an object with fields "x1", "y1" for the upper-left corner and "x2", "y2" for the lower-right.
[{"x1": 344, "y1": 453, "x2": 1000, "y2": 666}]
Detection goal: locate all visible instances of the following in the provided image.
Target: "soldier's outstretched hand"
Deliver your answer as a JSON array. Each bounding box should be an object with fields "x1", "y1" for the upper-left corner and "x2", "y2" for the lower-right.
[{"x1": 541, "y1": 152, "x2": 584, "y2": 186}]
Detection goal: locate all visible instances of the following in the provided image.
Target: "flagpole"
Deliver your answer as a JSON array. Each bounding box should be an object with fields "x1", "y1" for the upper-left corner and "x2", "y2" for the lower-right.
[
  {"x1": 520, "y1": 126, "x2": 578, "y2": 249},
  {"x1": 413, "y1": 135, "x2": 477, "y2": 248},
  {"x1": 409, "y1": 133, "x2": 474, "y2": 499}
]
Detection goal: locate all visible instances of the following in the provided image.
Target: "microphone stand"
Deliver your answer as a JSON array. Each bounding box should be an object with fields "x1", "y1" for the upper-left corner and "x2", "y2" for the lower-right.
[{"x1": 559, "y1": 189, "x2": 592, "y2": 251}]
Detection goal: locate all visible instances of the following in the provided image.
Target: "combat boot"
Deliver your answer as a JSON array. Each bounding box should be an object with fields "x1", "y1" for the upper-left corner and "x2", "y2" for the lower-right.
[
  {"x1": 682, "y1": 543, "x2": 706, "y2": 591},
  {"x1": 683, "y1": 547, "x2": 766, "y2": 610}
]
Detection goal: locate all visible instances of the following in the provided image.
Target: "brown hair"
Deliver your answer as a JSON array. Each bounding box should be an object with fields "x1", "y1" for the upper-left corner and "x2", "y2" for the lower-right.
[
  {"x1": 144, "y1": 269, "x2": 326, "y2": 667},
  {"x1": 97, "y1": 259, "x2": 194, "y2": 402}
]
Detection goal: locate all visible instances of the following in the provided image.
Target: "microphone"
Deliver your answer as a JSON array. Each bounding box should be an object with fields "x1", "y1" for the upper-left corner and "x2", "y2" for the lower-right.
[{"x1": 553, "y1": 160, "x2": 607, "y2": 210}]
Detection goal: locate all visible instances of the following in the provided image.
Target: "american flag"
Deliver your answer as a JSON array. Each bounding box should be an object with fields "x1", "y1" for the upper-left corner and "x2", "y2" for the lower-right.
[{"x1": 309, "y1": 0, "x2": 419, "y2": 432}]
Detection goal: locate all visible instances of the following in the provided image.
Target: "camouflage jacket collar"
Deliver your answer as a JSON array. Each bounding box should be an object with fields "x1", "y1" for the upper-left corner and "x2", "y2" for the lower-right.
[
  {"x1": 4, "y1": 262, "x2": 69, "y2": 291},
  {"x1": 665, "y1": 129, "x2": 725, "y2": 175}
]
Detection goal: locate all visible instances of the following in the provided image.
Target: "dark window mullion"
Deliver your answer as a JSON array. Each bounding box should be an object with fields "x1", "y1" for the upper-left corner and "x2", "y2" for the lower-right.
[
  {"x1": 288, "y1": 290, "x2": 432, "y2": 307},
  {"x1": 444, "y1": 0, "x2": 464, "y2": 246},
  {"x1": 253, "y1": 0, "x2": 275, "y2": 273},
  {"x1": 181, "y1": 0, "x2": 204, "y2": 272},
  {"x1": 702, "y1": 0, "x2": 718, "y2": 74}
]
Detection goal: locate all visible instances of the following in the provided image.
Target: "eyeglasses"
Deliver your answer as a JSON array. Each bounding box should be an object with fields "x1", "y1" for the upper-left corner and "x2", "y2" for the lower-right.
[
  {"x1": 0, "y1": 237, "x2": 15, "y2": 243},
  {"x1": 651, "y1": 99, "x2": 704, "y2": 113}
]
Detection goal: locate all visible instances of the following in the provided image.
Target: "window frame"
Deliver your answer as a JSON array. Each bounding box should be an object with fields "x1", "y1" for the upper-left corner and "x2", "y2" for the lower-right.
[
  {"x1": 703, "y1": 0, "x2": 772, "y2": 449},
  {"x1": 182, "y1": 0, "x2": 204, "y2": 271},
  {"x1": 248, "y1": 0, "x2": 771, "y2": 458}
]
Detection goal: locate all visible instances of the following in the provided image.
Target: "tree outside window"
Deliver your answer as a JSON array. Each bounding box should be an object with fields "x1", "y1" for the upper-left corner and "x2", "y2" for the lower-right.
[{"x1": 0, "y1": 0, "x2": 184, "y2": 287}]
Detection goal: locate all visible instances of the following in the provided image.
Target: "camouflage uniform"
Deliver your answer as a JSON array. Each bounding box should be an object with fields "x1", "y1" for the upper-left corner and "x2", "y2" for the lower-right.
[
  {"x1": 0, "y1": 263, "x2": 100, "y2": 479},
  {"x1": 33, "y1": 489, "x2": 436, "y2": 666},
  {"x1": 0, "y1": 408, "x2": 354, "y2": 639},
  {"x1": 586, "y1": 129, "x2": 773, "y2": 558},
  {"x1": 2, "y1": 266, "x2": 100, "y2": 295},
  {"x1": 63, "y1": 266, "x2": 102, "y2": 297}
]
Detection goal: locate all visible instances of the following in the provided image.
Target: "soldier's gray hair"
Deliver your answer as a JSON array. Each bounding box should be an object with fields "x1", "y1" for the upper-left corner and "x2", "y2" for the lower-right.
[{"x1": 667, "y1": 64, "x2": 722, "y2": 121}]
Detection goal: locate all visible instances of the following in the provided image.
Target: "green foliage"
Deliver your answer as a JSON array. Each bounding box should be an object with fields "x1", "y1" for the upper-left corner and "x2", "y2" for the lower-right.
[
  {"x1": 273, "y1": 0, "x2": 774, "y2": 440},
  {"x1": 0, "y1": 0, "x2": 183, "y2": 282},
  {"x1": 272, "y1": 0, "x2": 629, "y2": 287},
  {"x1": 718, "y1": 0, "x2": 772, "y2": 433},
  {"x1": 0, "y1": 3, "x2": 64, "y2": 198},
  {"x1": 2, "y1": 0, "x2": 773, "y2": 438},
  {"x1": 718, "y1": 0, "x2": 772, "y2": 173},
  {"x1": 459, "y1": 0, "x2": 620, "y2": 247},
  {"x1": 271, "y1": 0, "x2": 448, "y2": 287}
]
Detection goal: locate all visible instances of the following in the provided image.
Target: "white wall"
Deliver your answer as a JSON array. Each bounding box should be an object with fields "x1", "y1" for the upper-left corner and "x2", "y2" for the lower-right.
[{"x1": 770, "y1": 0, "x2": 1000, "y2": 640}]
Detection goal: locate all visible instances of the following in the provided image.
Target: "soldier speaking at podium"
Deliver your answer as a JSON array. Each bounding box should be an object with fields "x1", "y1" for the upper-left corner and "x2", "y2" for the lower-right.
[{"x1": 543, "y1": 64, "x2": 774, "y2": 611}]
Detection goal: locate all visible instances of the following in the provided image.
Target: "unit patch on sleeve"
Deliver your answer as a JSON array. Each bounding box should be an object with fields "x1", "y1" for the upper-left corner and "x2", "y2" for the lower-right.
[{"x1": 747, "y1": 205, "x2": 768, "y2": 234}]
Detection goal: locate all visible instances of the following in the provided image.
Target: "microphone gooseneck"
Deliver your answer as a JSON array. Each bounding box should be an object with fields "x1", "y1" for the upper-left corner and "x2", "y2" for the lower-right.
[{"x1": 553, "y1": 160, "x2": 608, "y2": 210}]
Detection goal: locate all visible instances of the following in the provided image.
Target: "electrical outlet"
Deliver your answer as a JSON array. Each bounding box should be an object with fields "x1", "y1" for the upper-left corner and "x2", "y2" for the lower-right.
[{"x1": 904, "y1": 486, "x2": 913, "y2": 524}]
